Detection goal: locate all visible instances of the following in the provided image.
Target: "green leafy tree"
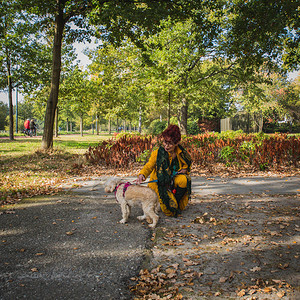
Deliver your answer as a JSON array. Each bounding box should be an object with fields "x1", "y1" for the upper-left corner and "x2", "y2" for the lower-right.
[
  {"x1": 227, "y1": 0, "x2": 300, "y2": 71},
  {"x1": 59, "y1": 65, "x2": 91, "y2": 136},
  {"x1": 285, "y1": 74, "x2": 300, "y2": 122},
  {"x1": 137, "y1": 18, "x2": 241, "y2": 133},
  {"x1": 0, "y1": 101, "x2": 8, "y2": 130},
  {"x1": 19, "y1": 0, "x2": 202, "y2": 149},
  {"x1": 0, "y1": 1, "x2": 51, "y2": 140},
  {"x1": 13, "y1": 0, "x2": 299, "y2": 145}
]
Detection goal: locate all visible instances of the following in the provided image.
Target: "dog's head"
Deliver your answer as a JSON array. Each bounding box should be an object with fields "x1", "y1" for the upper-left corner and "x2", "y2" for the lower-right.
[{"x1": 104, "y1": 177, "x2": 122, "y2": 193}]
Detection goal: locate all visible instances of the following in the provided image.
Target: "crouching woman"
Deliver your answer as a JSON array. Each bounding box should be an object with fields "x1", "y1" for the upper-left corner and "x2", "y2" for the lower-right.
[{"x1": 137, "y1": 125, "x2": 192, "y2": 217}]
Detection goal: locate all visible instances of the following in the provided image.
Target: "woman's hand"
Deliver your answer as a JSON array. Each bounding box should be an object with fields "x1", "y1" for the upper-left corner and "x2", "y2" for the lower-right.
[
  {"x1": 137, "y1": 174, "x2": 145, "y2": 184},
  {"x1": 178, "y1": 169, "x2": 187, "y2": 174}
]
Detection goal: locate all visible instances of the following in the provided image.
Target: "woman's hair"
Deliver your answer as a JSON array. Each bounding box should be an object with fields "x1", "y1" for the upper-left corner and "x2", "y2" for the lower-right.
[{"x1": 161, "y1": 124, "x2": 181, "y2": 144}]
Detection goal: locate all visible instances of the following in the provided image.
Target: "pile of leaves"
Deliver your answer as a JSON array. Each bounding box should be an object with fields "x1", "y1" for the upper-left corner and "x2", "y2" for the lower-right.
[{"x1": 85, "y1": 132, "x2": 300, "y2": 172}]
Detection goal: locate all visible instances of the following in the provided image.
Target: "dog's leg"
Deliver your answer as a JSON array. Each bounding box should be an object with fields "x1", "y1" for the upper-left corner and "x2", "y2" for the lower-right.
[
  {"x1": 119, "y1": 203, "x2": 130, "y2": 224},
  {"x1": 155, "y1": 201, "x2": 160, "y2": 214},
  {"x1": 137, "y1": 214, "x2": 146, "y2": 221},
  {"x1": 142, "y1": 204, "x2": 159, "y2": 228},
  {"x1": 148, "y1": 211, "x2": 159, "y2": 228}
]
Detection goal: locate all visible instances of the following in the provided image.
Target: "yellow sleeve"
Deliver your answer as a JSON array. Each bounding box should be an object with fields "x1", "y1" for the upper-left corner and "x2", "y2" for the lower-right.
[
  {"x1": 139, "y1": 149, "x2": 158, "y2": 179},
  {"x1": 180, "y1": 160, "x2": 189, "y2": 171}
]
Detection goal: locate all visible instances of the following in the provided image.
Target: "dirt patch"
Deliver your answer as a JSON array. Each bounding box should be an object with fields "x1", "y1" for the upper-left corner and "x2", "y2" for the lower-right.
[{"x1": 130, "y1": 193, "x2": 300, "y2": 299}]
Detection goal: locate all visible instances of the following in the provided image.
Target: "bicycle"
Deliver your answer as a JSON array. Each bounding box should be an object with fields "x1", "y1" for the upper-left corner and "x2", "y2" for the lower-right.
[{"x1": 23, "y1": 128, "x2": 32, "y2": 137}]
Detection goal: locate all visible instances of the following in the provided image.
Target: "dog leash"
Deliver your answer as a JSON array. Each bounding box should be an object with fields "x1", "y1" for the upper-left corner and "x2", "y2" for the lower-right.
[{"x1": 138, "y1": 172, "x2": 179, "y2": 185}]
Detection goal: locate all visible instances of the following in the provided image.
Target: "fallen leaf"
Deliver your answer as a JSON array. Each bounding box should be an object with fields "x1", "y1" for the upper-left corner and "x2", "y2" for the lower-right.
[
  {"x1": 277, "y1": 290, "x2": 285, "y2": 298},
  {"x1": 278, "y1": 263, "x2": 289, "y2": 270},
  {"x1": 264, "y1": 287, "x2": 272, "y2": 293},
  {"x1": 236, "y1": 289, "x2": 246, "y2": 297},
  {"x1": 219, "y1": 276, "x2": 227, "y2": 283},
  {"x1": 250, "y1": 266, "x2": 261, "y2": 272}
]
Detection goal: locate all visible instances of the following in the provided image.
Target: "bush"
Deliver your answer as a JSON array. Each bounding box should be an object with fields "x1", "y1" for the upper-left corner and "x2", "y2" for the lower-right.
[
  {"x1": 187, "y1": 119, "x2": 201, "y2": 135},
  {"x1": 219, "y1": 146, "x2": 236, "y2": 166},
  {"x1": 85, "y1": 132, "x2": 300, "y2": 171},
  {"x1": 147, "y1": 120, "x2": 167, "y2": 135}
]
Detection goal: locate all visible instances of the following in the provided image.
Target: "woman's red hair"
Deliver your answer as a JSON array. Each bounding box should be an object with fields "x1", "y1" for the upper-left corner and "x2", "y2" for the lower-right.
[{"x1": 161, "y1": 124, "x2": 181, "y2": 144}]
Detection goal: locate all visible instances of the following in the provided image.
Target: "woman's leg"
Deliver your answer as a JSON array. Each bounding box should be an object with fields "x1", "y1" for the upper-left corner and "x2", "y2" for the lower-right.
[
  {"x1": 174, "y1": 175, "x2": 189, "y2": 211},
  {"x1": 148, "y1": 182, "x2": 178, "y2": 217}
]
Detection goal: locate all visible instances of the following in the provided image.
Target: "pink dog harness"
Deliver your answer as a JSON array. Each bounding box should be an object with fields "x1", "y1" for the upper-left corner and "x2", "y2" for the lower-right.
[{"x1": 114, "y1": 182, "x2": 132, "y2": 198}]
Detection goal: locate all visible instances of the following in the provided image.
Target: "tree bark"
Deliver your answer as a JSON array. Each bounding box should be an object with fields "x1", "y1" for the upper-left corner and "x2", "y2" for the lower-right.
[
  {"x1": 80, "y1": 116, "x2": 83, "y2": 136},
  {"x1": 178, "y1": 96, "x2": 188, "y2": 135},
  {"x1": 55, "y1": 106, "x2": 58, "y2": 137},
  {"x1": 8, "y1": 66, "x2": 14, "y2": 141},
  {"x1": 138, "y1": 106, "x2": 142, "y2": 133},
  {"x1": 108, "y1": 118, "x2": 111, "y2": 134},
  {"x1": 167, "y1": 90, "x2": 171, "y2": 126},
  {"x1": 41, "y1": 5, "x2": 65, "y2": 149},
  {"x1": 96, "y1": 114, "x2": 99, "y2": 135}
]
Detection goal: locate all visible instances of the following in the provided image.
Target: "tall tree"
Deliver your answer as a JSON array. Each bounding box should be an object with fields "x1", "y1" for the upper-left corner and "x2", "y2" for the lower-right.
[
  {"x1": 59, "y1": 65, "x2": 91, "y2": 135},
  {"x1": 19, "y1": 0, "x2": 227, "y2": 148},
  {"x1": 19, "y1": 0, "x2": 94, "y2": 148},
  {"x1": 0, "y1": 1, "x2": 51, "y2": 140},
  {"x1": 0, "y1": 101, "x2": 8, "y2": 130}
]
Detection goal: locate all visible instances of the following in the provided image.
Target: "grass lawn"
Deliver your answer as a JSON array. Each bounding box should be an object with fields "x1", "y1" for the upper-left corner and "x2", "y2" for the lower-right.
[{"x1": 0, "y1": 134, "x2": 112, "y2": 207}]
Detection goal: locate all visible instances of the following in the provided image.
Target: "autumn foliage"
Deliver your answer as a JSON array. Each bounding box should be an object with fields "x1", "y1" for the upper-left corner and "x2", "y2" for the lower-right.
[
  {"x1": 85, "y1": 135, "x2": 156, "y2": 168},
  {"x1": 85, "y1": 132, "x2": 300, "y2": 171}
]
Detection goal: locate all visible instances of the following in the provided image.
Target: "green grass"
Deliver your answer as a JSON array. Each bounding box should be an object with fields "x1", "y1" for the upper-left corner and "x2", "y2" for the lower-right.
[
  {"x1": 0, "y1": 134, "x2": 112, "y2": 157},
  {"x1": 0, "y1": 134, "x2": 112, "y2": 207},
  {"x1": 53, "y1": 134, "x2": 112, "y2": 153}
]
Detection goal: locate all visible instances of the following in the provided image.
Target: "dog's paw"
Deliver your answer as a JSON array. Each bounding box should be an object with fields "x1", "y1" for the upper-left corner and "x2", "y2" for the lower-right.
[
  {"x1": 148, "y1": 223, "x2": 156, "y2": 228},
  {"x1": 146, "y1": 216, "x2": 153, "y2": 224},
  {"x1": 119, "y1": 219, "x2": 127, "y2": 224},
  {"x1": 137, "y1": 215, "x2": 146, "y2": 221}
]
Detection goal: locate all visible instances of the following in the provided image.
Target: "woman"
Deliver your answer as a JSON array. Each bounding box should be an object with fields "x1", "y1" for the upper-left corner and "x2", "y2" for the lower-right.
[{"x1": 137, "y1": 125, "x2": 192, "y2": 217}]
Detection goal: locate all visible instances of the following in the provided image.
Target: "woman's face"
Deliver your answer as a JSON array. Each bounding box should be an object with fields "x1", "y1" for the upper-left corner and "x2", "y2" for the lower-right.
[{"x1": 163, "y1": 138, "x2": 177, "y2": 153}]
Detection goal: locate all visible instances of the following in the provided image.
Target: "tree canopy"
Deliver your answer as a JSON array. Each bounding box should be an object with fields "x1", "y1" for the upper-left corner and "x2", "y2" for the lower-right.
[{"x1": 0, "y1": 0, "x2": 299, "y2": 144}]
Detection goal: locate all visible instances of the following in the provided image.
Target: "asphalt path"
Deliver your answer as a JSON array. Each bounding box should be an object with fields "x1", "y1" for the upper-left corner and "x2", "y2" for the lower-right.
[{"x1": 0, "y1": 175, "x2": 299, "y2": 299}]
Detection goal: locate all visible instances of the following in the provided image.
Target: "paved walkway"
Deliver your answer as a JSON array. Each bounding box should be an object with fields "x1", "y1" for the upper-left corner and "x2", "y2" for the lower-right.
[
  {"x1": 71, "y1": 175, "x2": 299, "y2": 196},
  {"x1": 0, "y1": 175, "x2": 299, "y2": 299},
  {"x1": 191, "y1": 176, "x2": 299, "y2": 195}
]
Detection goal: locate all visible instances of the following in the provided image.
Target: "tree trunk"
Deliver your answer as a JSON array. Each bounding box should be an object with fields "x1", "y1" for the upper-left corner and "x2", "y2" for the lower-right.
[
  {"x1": 138, "y1": 106, "x2": 142, "y2": 133},
  {"x1": 8, "y1": 69, "x2": 14, "y2": 141},
  {"x1": 66, "y1": 118, "x2": 69, "y2": 132},
  {"x1": 80, "y1": 116, "x2": 83, "y2": 136},
  {"x1": 258, "y1": 113, "x2": 263, "y2": 132},
  {"x1": 167, "y1": 90, "x2": 171, "y2": 126},
  {"x1": 15, "y1": 87, "x2": 19, "y2": 133},
  {"x1": 96, "y1": 114, "x2": 99, "y2": 135},
  {"x1": 41, "y1": 5, "x2": 65, "y2": 149},
  {"x1": 178, "y1": 96, "x2": 188, "y2": 135},
  {"x1": 54, "y1": 106, "x2": 58, "y2": 137}
]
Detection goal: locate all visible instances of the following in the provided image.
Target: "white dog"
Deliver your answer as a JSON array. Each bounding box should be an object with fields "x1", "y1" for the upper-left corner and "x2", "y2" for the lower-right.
[{"x1": 104, "y1": 177, "x2": 159, "y2": 228}]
